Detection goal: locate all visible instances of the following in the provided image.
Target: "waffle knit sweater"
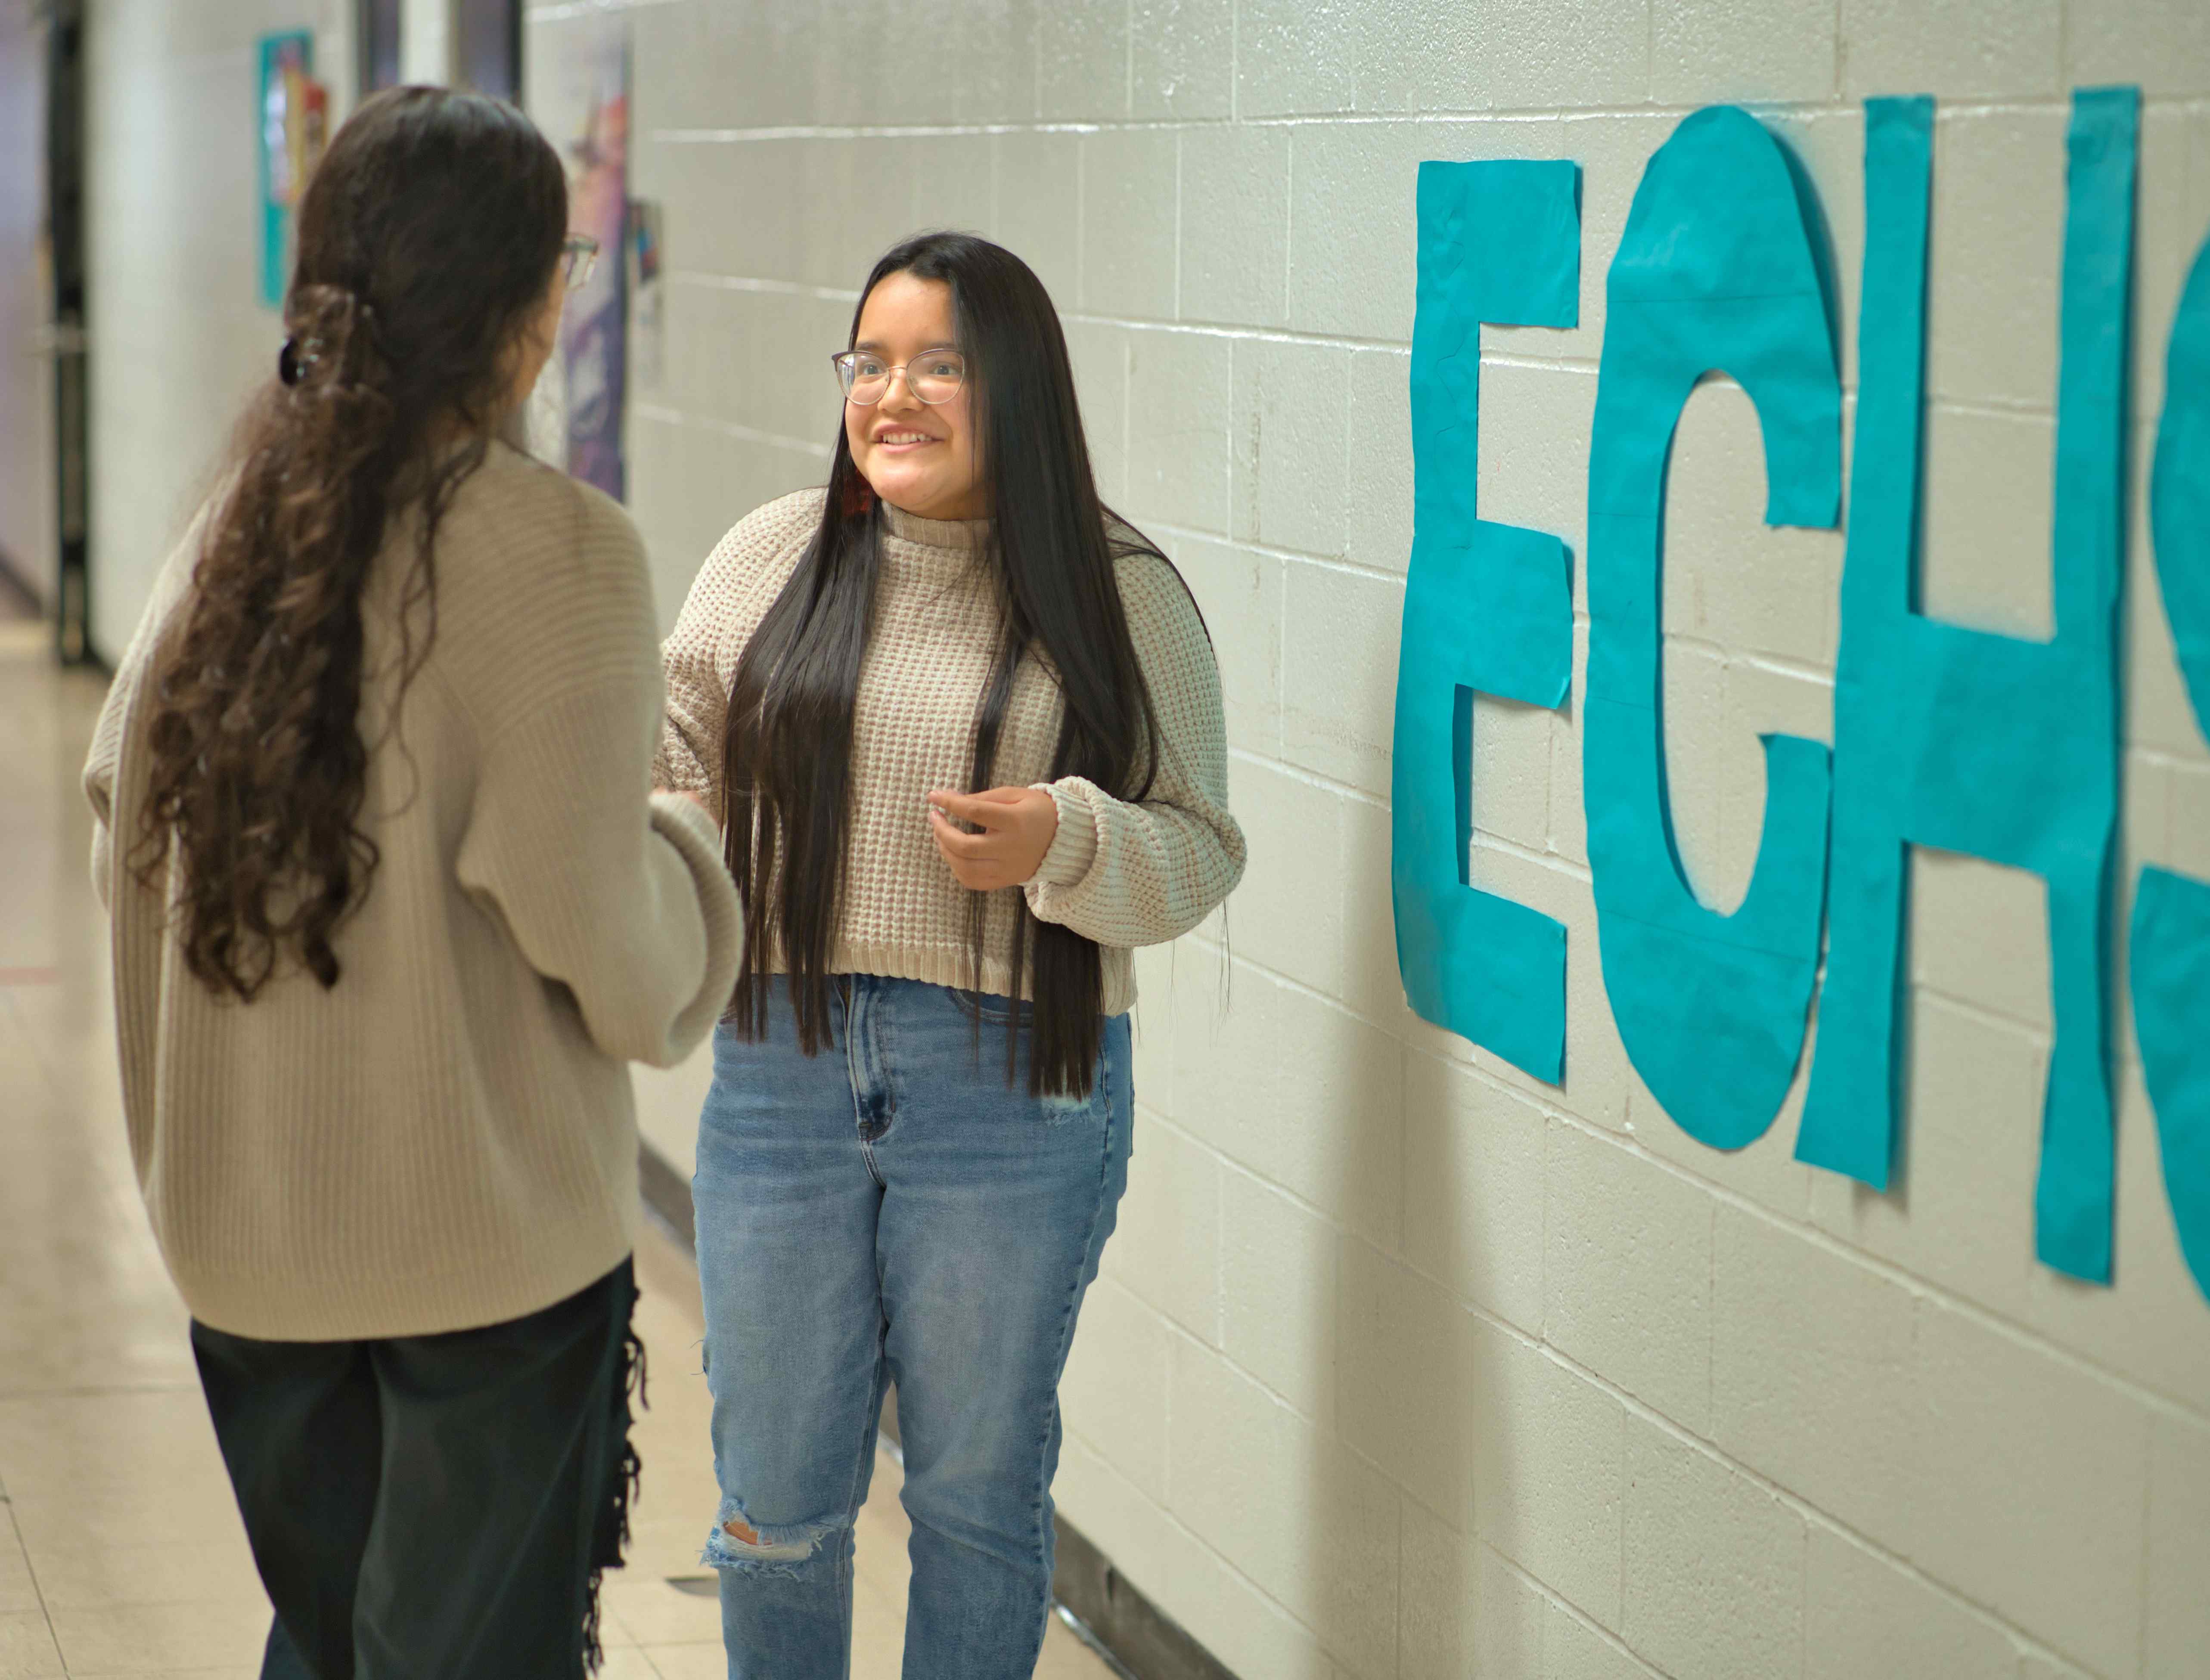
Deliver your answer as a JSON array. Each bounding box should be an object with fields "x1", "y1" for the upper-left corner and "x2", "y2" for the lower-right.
[
  {"x1": 82, "y1": 444, "x2": 743, "y2": 1342},
  {"x1": 655, "y1": 492, "x2": 1245, "y2": 1014}
]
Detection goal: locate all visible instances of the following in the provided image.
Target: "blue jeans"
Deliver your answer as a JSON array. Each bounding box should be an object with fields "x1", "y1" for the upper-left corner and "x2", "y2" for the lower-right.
[{"x1": 693, "y1": 975, "x2": 1133, "y2": 1680}]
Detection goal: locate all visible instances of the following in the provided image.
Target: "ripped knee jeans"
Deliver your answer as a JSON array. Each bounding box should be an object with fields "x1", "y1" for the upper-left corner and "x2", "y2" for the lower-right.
[{"x1": 691, "y1": 976, "x2": 1133, "y2": 1680}]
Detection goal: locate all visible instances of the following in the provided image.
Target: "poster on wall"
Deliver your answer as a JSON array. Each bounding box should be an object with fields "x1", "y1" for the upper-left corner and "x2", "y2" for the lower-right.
[
  {"x1": 531, "y1": 21, "x2": 629, "y2": 500},
  {"x1": 257, "y1": 31, "x2": 327, "y2": 308}
]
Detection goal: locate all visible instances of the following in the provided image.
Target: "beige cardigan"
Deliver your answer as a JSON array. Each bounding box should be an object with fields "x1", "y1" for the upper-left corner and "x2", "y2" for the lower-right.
[
  {"x1": 84, "y1": 444, "x2": 742, "y2": 1341},
  {"x1": 655, "y1": 492, "x2": 1246, "y2": 1015}
]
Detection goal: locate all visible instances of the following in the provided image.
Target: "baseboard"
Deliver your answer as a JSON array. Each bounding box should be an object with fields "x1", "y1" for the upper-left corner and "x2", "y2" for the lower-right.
[{"x1": 634, "y1": 1139, "x2": 1243, "y2": 1680}]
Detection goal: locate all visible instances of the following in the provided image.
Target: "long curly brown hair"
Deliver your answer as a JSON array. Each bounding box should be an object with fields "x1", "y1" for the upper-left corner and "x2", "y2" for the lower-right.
[{"x1": 134, "y1": 87, "x2": 568, "y2": 999}]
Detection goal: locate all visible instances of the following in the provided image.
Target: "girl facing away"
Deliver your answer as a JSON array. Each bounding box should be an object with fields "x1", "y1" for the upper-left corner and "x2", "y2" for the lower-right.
[
  {"x1": 655, "y1": 231, "x2": 1247, "y2": 1679},
  {"x1": 83, "y1": 88, "x2": 742, "y2": 1677}
]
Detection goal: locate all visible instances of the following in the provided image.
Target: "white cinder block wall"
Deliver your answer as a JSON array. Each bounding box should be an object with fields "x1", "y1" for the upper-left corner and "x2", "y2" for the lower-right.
[
  {"x1": 85, "y1": 0, "x2": 354, "y2": 660},
  {"x1": 595, "y1": 4, "x2": 2210, "y2": 1676}
]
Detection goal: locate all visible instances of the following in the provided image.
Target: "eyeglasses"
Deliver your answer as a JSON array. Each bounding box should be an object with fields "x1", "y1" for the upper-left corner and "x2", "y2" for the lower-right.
[
  {"x1": 561, "y1": 234, "x2": 599, "y2": 292},
  {"x1": 832, "y1": 348, "x2": 966, "y2": 406}
]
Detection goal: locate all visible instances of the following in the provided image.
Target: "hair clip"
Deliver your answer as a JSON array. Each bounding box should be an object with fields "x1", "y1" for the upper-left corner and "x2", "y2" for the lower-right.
[{"x1": 277, "y1": 337, "x2": 304, "y2": 387}]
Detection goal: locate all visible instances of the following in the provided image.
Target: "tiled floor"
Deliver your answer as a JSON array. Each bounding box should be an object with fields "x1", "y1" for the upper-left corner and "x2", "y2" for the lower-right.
[{"x1": 0, "y1": 619, "x2": 1113, "y2": 1679}]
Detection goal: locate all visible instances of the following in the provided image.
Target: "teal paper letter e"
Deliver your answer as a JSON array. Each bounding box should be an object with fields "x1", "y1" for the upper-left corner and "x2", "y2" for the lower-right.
[{"x1": 1391, "y1": 159, "x2": 1579, "y2": 1084}]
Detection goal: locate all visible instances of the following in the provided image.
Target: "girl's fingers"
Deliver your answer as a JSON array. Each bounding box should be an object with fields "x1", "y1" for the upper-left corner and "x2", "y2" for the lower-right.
[{"x1": 928, "y1": 809, "x2": 995, "y2": 856}]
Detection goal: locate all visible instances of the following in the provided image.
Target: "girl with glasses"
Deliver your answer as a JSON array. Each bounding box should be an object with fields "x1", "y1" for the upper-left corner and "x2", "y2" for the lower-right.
[
  {"x1": 656, "y1": 231, "x2": 1245, "y2": 1678},
  {"x1": 81, "y1": 88, "x2": 741, "y2": 1677}
]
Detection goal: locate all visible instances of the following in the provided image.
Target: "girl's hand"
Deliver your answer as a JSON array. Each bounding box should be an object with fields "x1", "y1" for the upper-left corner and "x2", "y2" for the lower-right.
[{"x1": 927, "y1": 787, "x2": 1059, "y2": 891}]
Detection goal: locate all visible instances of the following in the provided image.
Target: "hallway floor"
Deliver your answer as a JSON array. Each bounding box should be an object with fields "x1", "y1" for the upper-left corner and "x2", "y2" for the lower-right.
[{"x1": 0, "y1": 620, "x2": 1114, "y2": 1680}]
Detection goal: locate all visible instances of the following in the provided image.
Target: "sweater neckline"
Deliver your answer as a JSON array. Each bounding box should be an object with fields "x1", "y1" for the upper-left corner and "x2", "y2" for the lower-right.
[{"x1": 881, "y1": 500, "x2": 991, "y2": 554}]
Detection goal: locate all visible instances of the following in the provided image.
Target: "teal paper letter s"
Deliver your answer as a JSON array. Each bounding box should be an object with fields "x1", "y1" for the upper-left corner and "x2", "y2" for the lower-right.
[
  {"x1": 1583, "y1": 107, "x2": 1839, "y2": 1150},
  {"x1": 1392, "y1": 160, "x2": 1580, "y2": 1083},
  {"x1": 1796, "y1": 92, "x2": 2136, "y2": 1285},
  {"x1": 2133, "y1": 228, "x2": 2210, "y2": 1305}
]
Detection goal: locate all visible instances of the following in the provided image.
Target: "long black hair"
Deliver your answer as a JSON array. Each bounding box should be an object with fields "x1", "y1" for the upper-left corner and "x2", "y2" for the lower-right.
[
  {"x1": 720, "y1": 232, "x2": 1170, "y2": 1096},
  {"x1": 137, "y1": 88, "x2": 568, "y2": 998}
]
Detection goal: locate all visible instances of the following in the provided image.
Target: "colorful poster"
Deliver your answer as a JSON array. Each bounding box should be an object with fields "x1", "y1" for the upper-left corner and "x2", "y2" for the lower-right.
[
  {"x1": 532, "y1": 22, "x2": 630, "y2": 500},
  {"x1": 257, "y1": 31, "x2": 325, "y2": 308}
]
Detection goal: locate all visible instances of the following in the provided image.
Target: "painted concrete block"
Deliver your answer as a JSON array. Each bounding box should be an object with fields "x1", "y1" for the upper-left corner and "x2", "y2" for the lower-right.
[
  {"x1": 1179, "y1": 127, "x2": 1290, "y2": 327},
  {"x1": 1131, "y1": 0, "x2": 1234, "y2": 118},
  {"x1": 2067, "y1": 0, "x2": 2210, "y2": 99},
  {"x1": 1065, "y1": 319, "x2": 1130, "y2": 503},
  {"x1": 1288, "y1": 120, "x2": 1488, "y2": 345},
  {"x1": 1171, "y1": 535, "x2": 1284, "y2": 755},
  {"x1": 1235, "y1": 0, "x2": 1359, "y2": 118},
  {"x1": 1222, "y1": 1164, "x2": 1341, "y2": 1425},
  {"x1": 994, "y1": 133, "x2": 1083, "y2": 313},
  {"x1": 1806, "y1": 992, "x2": 2043, "y2": 1313},
  {"x1": 1345, "y1": 349, "x2": 1414, "y2": 576},
  {"x1": 1281, "y1": 561, "x2": 1403, "y2": 797},
  {"x1": 1652, "y1": 0, "x2": 1837, "y2": 104},
  {"x1": 951, "y1": 0, "x2": 1041, "y2": 126},
  {"x1": 1620, "y1": 1416, "x2": 1807, "y2": 1680},
  {"x1": 1710, "y1": 1205, "x2": 1920, "y2": 1544},
  {"x1": 909, "y1": 134, "x2": 997, "y2": 243},
  {"x1": 1060, "y1": 1277, "x2": 1173, "y2": 1500},
  {"x1": 1902, "y1": 1302, "x2": 2151, "y2": 1677},
  {"x1": 1233, "y1": 338, "x2": 1353, "y2": 558},
  {"x1": 1126, "y1": 329, "x2": 1233, "y2": 533},
  {"x1": 1919, "y1": 404, "x2": 2057, "y2": 642},
  {"x1": 1338, "y1": 1239, "x2": 1476, "y2": 1525},
  {"x1": 1841, "y1": 0, "x2": 2061, "y2": 98},
  {"x1": 1169, "y1": 970, "x2": 1406, "y2": 1252},
  {"x1": 1927, "y1": 109, "x2": 2066, "y2": 413},
  {"x1": 1472, "y1": 1319, "x2": 1627, "y2": 1626},
  {"x1": 1463, "y1": 0, "x2": 1655, "y2": 111},
  {"x1": 1113, "y1": 1118, "x2": 1223, "y2": 1344},
  {"x1": 1403, "y1": 1051, "x2": 1549, "y2": 1331},
  {"x1": 1082, "y1": 130, "x2": 1179, "y2": 320},
  {"x1": 1545, "y1": 1603, "x2": 1658, "y2": 1680},
  {"x1": 1167, "y1": 1338, "x2": 1403, "y2": 1671},
  {"x1": 1226, "y1": 759, "x2": 1349, "y2": 992},
  {"x1": 1659, "y1": 639, "x2": 1734, "y2": 913},
  {"x1": 1664, "y1": 376, "x2": 1844, "y2": 668},
  {"x1": 1338, "y1": 792, "x2": 1433, "y2": 1041},
  {"x1": 2145, "y1": 1413, "x2": 2210, "y2": 1679},
  {"x1": 1544, "y1": 1124, "x2": 1716, "y2": 1432},
  {"x1": 1909, "y1": 848, "x2": 2055, "y2": 1032},
  {"x1": 1471, "y1": 693, "x2": 1556, "y2": 853},
  {"x1": 1395, "y1": 1497, "x2": 1483, "y2": 1680},
  {"x1": 1803, "y1": 1524, "x2": 2017, "y2": 1680},
  {"x1": 1477, "y1": 362, "x2": 1597, "y2": 585},
  {"x1": 1038, "y1": 0, "x2": 1128, "y2": 122},
  {"x1": 1055, "y1": 1435, "x2": 1339, "y2": 1680}
]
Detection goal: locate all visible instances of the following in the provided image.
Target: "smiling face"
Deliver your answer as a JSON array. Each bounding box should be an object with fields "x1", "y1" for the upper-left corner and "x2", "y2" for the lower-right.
[{"x1": 844, "y1": 270, "x2": 986, "y2": 523}]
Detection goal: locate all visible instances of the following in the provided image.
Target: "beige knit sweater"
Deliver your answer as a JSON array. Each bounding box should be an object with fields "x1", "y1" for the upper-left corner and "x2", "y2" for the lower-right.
[
  {"x1": 656, "y1": 493, "x2": 1244, "y2": 1014},
  {"x1": 83, "y1": 443, "x2": 743, "y2": 1342}
]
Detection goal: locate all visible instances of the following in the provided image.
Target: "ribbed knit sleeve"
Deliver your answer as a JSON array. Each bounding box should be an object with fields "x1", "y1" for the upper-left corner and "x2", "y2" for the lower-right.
[
  {"x1": 1024, "y1": 550, "x2": 1247, "y2": 948},
  {"x1": 454, "y1": 497, "x2": 742, "y2": 1070},
  {"x1": 653, "y1": 489, "x2": 825, "y2": 797}
]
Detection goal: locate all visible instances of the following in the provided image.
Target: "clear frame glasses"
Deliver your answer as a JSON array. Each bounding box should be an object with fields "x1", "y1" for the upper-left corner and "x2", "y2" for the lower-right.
[
  {"x1": 832, "y1": 347, "x2": 966, "y2": 406},
  {"x1": 561, "y1": 234, "x2": 600, "y2": 292}
]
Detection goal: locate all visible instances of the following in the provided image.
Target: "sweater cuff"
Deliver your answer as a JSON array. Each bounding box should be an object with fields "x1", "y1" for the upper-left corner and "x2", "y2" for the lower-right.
[
  {"x1": 647, "y1": 790, "x2": 744, "y2": 1053},
  {"x1": 1029, "y1": 781, "x2": 1099, "y2": 890}
]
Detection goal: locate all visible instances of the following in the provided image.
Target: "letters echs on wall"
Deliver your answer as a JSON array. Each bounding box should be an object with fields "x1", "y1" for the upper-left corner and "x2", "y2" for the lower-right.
[{"x1": 1392, "y1": 87, "x2": 2210, "y2": 1308}]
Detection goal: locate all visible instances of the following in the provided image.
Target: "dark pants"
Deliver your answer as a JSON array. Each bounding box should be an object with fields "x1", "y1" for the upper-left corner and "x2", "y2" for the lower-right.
[{"x1": 191, "y1": 1259, "x2": 643, "y2": 1680}]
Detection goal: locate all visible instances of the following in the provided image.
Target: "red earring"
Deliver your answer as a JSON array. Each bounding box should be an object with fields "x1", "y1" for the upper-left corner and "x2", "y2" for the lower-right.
[{"x1": 840, "y1": 477, "x2": 876, "y2": 517}]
